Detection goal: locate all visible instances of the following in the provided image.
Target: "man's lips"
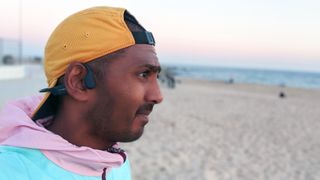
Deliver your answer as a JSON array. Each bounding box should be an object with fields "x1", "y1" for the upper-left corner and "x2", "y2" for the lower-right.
[
  {"x1": 136, "y1": 103, "x2": 154, "y2": 116},
  {"x1": 135, "y1": 103, "x2": 154, "y2": 124},
  {"x1": 136, "y1": 111, "x2": 152, "y2": 116}
]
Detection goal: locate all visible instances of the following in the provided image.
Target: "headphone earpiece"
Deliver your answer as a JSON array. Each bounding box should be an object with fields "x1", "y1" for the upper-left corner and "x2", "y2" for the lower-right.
[
  {"x1": 83, "y1": 63, "x2": 96, "y2": 89},
  {"x1": 39, "y1": 63, "x2": 96, "y2": 96}
]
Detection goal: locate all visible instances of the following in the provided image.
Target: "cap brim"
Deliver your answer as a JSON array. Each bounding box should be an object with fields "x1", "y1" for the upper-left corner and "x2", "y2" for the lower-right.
[{"x1": 32, "y1": 80, "x2": 58, "y2": 120}]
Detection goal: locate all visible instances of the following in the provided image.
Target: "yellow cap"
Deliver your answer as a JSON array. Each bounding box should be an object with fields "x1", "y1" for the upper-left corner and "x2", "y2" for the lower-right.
[{"x1": 32, "y1": 6, "x2": 152, "y2": 120}]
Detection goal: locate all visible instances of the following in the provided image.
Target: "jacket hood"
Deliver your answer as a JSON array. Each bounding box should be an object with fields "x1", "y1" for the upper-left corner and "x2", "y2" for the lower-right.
[{"x1": 0, "y1": 96, "x2": 125, "y2": 176}]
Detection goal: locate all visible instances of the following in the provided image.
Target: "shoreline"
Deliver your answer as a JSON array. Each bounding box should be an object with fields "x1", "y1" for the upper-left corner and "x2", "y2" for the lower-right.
[{"x1": 165, "y1": 77, "x2": 320, "y2": 102}]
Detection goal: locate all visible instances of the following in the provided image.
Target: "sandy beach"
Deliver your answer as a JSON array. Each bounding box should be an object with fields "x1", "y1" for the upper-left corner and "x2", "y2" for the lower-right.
[
  {"x1": 123, "y1": 78, "x2": 320, "y2": 180},
  {"x1": 1, "y1": 76, "x2": 320, "y2": 180}
]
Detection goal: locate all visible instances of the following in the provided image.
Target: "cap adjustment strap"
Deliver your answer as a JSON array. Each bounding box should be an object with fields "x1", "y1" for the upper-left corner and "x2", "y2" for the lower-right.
[{"x1": 132, "y1": 31, "x2": 155, "y2": 46}]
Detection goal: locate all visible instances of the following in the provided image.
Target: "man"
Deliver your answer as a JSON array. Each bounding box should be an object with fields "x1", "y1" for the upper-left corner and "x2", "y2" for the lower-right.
[{"x1": 0, "y1": 6, "x2": 163, "y2": 180}]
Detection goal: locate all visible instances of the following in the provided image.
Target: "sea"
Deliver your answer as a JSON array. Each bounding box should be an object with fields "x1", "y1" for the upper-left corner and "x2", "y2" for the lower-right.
[{"x1": 165, "y1": 65, "x2": 320, "y2": 89}]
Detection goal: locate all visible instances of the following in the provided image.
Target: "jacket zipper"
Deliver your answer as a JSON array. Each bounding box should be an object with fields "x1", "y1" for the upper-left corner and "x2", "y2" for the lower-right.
[{"x1": 102, "y1": 168, "x2": 106, "y2": 180}]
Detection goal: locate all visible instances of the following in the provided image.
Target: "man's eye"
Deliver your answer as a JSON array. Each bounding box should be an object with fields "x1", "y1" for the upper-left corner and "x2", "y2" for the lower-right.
[{"x1": 139, "y1": 70, "x2": 151, "y2": 78}]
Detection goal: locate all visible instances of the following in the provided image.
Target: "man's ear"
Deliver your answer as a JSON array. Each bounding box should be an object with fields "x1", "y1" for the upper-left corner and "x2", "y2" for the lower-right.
[{"x1": 64, "y1": 62, "x2": 92, "y2": 101}]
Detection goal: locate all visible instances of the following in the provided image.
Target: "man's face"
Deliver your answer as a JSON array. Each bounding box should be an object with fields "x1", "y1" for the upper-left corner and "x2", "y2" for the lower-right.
[{"x1": 88, "y1": 44, "x2": 163, "y2": 143}]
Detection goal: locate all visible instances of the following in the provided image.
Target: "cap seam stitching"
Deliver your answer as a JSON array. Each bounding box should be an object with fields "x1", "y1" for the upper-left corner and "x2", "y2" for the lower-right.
[{"x1": 47, "y1": 42, "x2": 135, "y2": 84}]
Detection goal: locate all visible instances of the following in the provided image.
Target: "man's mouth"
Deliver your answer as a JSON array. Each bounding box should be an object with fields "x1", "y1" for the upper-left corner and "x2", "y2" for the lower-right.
[
  {"x1": 136, "y1": 103, "x2": 154, "y2": 116},
  {"x1": 136, "y1": 103, "x2": 154, "y2": 124}
]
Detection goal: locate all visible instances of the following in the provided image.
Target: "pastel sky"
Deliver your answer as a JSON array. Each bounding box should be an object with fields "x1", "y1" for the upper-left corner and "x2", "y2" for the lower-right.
[{"x1": 0, "y1": 0, "x2": 319, "y2": 72}]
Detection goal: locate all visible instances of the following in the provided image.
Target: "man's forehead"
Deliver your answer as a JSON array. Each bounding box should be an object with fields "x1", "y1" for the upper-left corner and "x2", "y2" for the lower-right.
[{"x1": 122, "y1": 45, "x2": 160, "y2": 67}]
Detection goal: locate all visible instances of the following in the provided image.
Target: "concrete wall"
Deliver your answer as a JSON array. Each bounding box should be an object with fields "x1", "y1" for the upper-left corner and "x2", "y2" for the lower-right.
[{"x1": 0, "y1": 65, "x2": 45, "y2": 80}]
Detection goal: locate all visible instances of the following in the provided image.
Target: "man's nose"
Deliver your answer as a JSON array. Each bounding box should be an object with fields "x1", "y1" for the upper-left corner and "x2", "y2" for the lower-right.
[{"x1": 146, "y1": 80, "x2": 163, "y2": 104}]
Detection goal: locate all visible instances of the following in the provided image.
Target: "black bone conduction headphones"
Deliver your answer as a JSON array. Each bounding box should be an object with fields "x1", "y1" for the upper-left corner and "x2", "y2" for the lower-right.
[{"x1": 39, "y1": 63, "x2": 96, "y2": 96}]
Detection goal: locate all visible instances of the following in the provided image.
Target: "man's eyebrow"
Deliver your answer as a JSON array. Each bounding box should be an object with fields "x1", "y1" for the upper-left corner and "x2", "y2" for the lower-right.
[{"x1": 141, "y1": 64, "x2": 162, "y2": 73}]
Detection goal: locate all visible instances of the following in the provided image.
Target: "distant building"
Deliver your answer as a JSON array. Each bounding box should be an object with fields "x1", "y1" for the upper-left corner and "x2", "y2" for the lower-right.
[
  {"x1": 0, "y1": 38, "x2": 19, "y2": 65},
  {"x1": 0, "y1": 38, "x2": 42, "y2": 65}
]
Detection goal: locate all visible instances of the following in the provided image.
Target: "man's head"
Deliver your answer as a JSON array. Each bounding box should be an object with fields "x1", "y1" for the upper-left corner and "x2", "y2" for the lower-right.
[
  {"x1": 32, "y1": 6, "x2": 163, "y2": 145},
  {"x1": 61, "y1": 44, "x2": 162, "y2": 144}
]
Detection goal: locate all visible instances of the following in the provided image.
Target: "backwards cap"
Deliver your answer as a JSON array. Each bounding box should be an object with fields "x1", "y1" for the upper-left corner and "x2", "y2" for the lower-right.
[{"x1": 32, "y1": 6, "x2": 155, "y2": 120}]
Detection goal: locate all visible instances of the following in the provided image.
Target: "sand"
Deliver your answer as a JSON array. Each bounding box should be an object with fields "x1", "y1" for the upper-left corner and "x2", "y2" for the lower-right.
[
  {"x1": 1, "y1": 76, "x2": 320, "y2": 180},
  {"x1": 121, "y1": 78, "x2": 320, "y2": 180}
]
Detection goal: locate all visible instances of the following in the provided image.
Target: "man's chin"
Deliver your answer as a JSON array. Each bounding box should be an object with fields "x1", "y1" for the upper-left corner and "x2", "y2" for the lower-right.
[{"x1": 121, "y1": 129, "x2": 145, "y2": 142}]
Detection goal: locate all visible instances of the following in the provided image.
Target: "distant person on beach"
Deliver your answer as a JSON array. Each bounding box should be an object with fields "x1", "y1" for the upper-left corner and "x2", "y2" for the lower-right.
[
  {"x1": 166, "y1": 68, "x2": 176, "y2": 88},
  {"x1": 0, "y1": 6, "x2": 163, "y2": 180},
  {"x1": 158, "y1": 67, "x2": 176, "y2": 89}
]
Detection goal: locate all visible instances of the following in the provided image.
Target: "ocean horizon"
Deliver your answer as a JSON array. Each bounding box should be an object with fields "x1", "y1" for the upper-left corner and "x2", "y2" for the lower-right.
[{"x1": 164, "y1": 64, "x2": 320, "y2": 89}]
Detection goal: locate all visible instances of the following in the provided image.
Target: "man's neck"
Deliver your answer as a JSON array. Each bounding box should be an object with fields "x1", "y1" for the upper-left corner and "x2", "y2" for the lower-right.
[{"x1": 47, "y1": 110, "x2": 115, "y2": 150}]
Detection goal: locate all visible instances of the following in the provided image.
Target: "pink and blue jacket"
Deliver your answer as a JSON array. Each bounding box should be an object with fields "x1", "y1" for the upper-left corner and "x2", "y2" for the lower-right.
[{"x1": 0, "y1": 96, "x2": 131, "y2": 180}]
